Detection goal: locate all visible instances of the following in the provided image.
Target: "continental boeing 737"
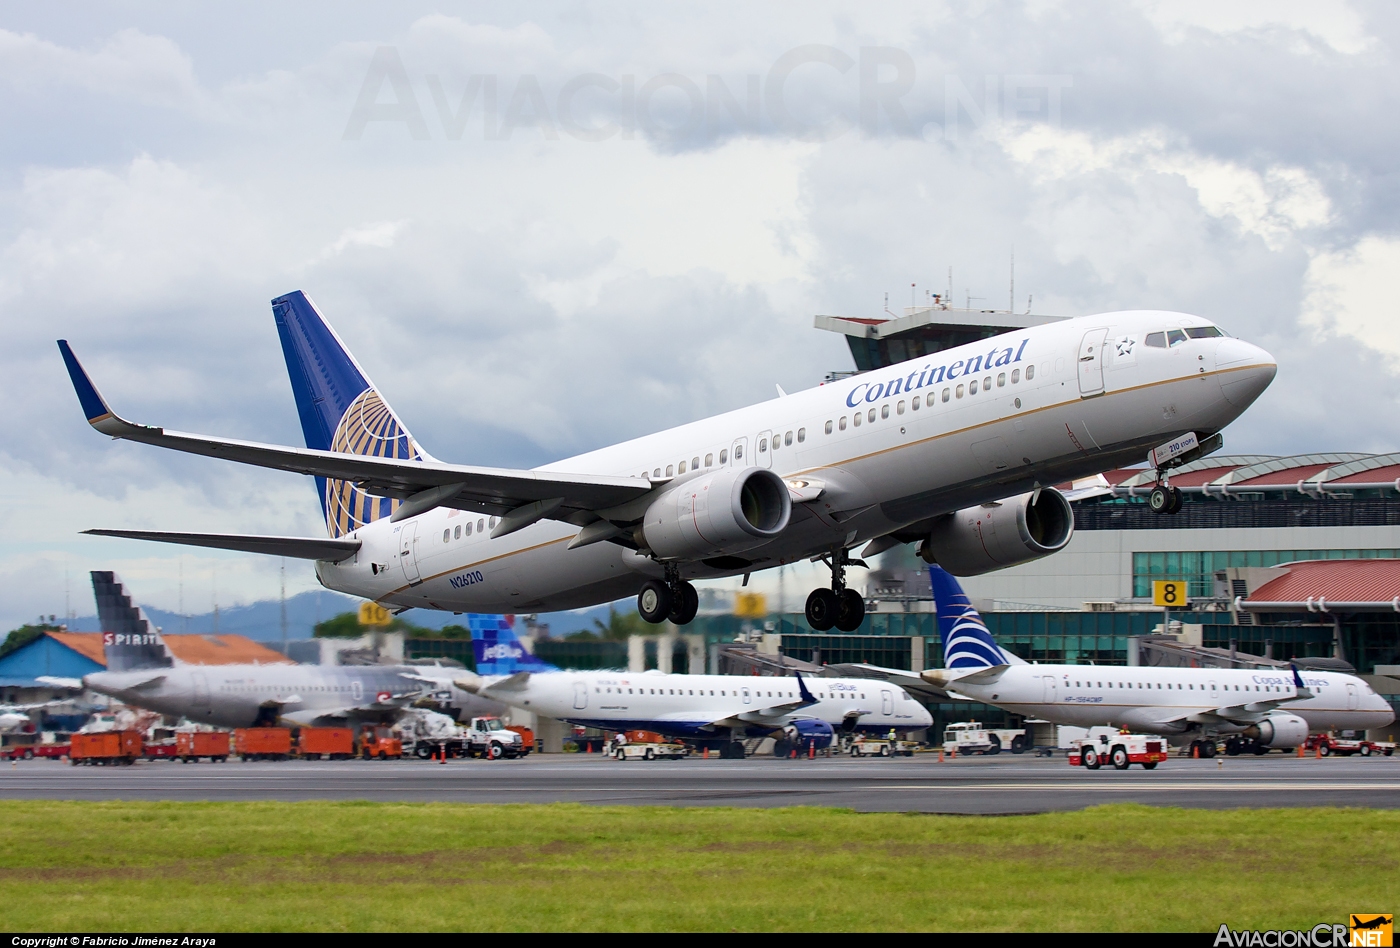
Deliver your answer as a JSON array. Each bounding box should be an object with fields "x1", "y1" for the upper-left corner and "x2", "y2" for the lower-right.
[
  {"x1": 834, "y1": 566, "x2": 1395, "y2": 756},
  {"x1": 58, "y1": 291, "x2": 1276, "y2": 630}
]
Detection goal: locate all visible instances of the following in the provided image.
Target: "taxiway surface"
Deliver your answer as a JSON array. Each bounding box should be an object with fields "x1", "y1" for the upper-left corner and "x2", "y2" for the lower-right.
[{"x1": 2, "y1": 753, "x2": 1396, "y2": 812}]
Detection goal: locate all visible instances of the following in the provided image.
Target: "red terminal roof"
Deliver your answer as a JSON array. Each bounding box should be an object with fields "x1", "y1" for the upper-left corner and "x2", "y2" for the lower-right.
[
  {"x1": 1328, "y1": 464, "x2": 1400, "y2": 485},
  {"x1": 1230, "y1": 463, "x2": 1336, "y2": 486},
  {"x1": 49, "y1": 632, "x2": 292, "y2": 668},
  {"x1": 1245, "y1": 560, "x2": 1400, "y2": 606}
]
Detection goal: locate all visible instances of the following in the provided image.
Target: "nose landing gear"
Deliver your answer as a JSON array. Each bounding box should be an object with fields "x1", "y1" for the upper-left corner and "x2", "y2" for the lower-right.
[
  {"x1": 1148, "y1": 479, "x2": 1183, "y2": 515},
  {"x1": 805, "y1": 548, "x2": 867, "y2": 632},
  {"x1": 637, "y1": 564, "x2": 699, "y2": 625}
]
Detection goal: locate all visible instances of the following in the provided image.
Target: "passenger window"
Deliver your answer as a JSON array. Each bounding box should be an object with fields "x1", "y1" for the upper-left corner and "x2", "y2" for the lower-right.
[
  {"x1": 897, "y1": 400, "x2": 905, "y2": 415},
  {"x1": 1011, "y1": 368, "x2": 1020, "y2": 383},
  {"x1": 705, "y1": 453, "x2": 712, "y2": 466},
  {"x1": 956, "y1": 384, "x2": 964, "y2": 399},
  {"x1": 454, "y1": 525, "x2": 461, "y2": 539},
  {"x1": 719, "y1": 449, "x2": 728, "y2": 464},
  {"x1": 838, "y1": 417, "x2": 847, "y2": 431},
  {"x1": 666, "y1": 464, "x2": 674, "y2": 476},
  {"x1": 911, "y1": 398, "x2": 919, "y2": 411},
  {"x1": 692, "y1": 456, "x2": 700, "y2": 469},
  {"x1": 443, "y1": 529, "x2": 450, "y2": 543},
  {"x1": 1167, "y1": 329, "x2": 1187, "y2": 347},
  {"x1": 734, "y1": 445, "x2": 742, "y2": 459},
  {"x1": 983, "y1": 376, "x2": 991, "y2": 391},
  {"x1": 1025, "y1": 364, "x2": 1035, "y2": 380},
  {"x1": 770, "y1": 436, "x2": 778, "y2": 451},
  {"x1": 466, "y1": 522, "x2": 473, "y2": 536},
  {"x1": 940, "y1": 389, "x2": 949, "y2": 403},
  {"x1": 678, "y1": 460, "x2": 686, "y2": 474},
  {"x1": 997, "y1": 373, "x2": 1005, "y2": 387},
  {"x1": 1145, "y1": 331, "x2": 1166, "y2": 348},
  {"x1": 825, "y1": 420, "x2": 833, "y2": 434},
  {"x1": 785, "y1": 431, "x2": 793, "y2": 446},
  {"x1": 880, "y1": 405, "x2": 889, "y2": 419},
  {"x1": 653, "y1": 468, "x2": 661, "y2": 477},
  {"x1": 758, "y1": 441, "x2": 766, "y2": 454},
  {"x1": 969, "y1": 379, "x2": 978, "y2": 395},
  {"x1": 853, "y1": 413, "x2": 861, "y2": 427},
  {"x1": 797, "y1": 428, "x2": 805, "y2": 442},
  {"x1": 867, "y1": 408, "x2": 875, "y2": 422}
]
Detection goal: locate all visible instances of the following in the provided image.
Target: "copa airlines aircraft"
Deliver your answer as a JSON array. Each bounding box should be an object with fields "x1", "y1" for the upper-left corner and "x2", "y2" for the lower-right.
[
  {"x1": 840, "y1": 566, "x2": 1395, "y2": 756},
  {"x1": 456, "y1": 616, "x2": 931, "y2": 757},
  {"x1": 79, "y1": 571, "x2": 505, "y2": 728},
  {"x1": 59, "y1": 291, "x2": 1275, "y2": 630}
]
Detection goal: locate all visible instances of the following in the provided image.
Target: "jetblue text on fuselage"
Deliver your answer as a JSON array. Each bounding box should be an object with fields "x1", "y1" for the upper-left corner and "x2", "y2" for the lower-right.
[{"x1": 844, "y1": 339, "x2": 1030, "y2": 408}]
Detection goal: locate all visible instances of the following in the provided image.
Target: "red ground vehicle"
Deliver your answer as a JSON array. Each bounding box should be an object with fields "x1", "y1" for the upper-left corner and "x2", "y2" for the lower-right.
[
  {"x1": 1303, "y1": 734, "x2": 1396, "y2": 757},
  {"x1": 358, "y1": 726, "x2": 403, "y2": 760},
  {"x1": 1069, "y1": 733, "x2": 1168, "y2": 770},
  {"x1": 234, "y1": 727, "x2": 292, "y2": 761},
  {"x1": 296, "y1": 727, "x2": 354, "y2": 760},
  {"x1": 0, "y1": 740, "x2": 70, "y2": 760},
  {"x1": 71, "y1": 730, "x2": 143, "y2": 766},
  {"x1": 143, "y1": 741, "x2": 180, "y2": 760},
  {"x1": 177, "y1": 731, "x2": 231, "y2": 763}
]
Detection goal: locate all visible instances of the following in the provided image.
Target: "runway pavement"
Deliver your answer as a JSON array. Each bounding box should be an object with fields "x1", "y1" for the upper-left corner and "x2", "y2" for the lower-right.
[{"x1": 2, "y1": 751, "x2": 1397, "y2": 812}]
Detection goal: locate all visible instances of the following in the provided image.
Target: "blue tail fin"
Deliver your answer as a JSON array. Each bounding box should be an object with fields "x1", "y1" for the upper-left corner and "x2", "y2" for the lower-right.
[
  {"x1": 271, "y1": 291, "x2": 429, "y2": 537},
  {"x1": 928, "y1": 565, "x2": 1024, "y2": 668},
  {"x1": 468, "y1": 615, "x2": 559, "y2": 675}
]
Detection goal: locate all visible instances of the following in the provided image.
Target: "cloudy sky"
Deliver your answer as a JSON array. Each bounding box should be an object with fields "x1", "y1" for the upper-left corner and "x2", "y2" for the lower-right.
[{"x1": 2, "y1": 1, "x2": 1398, "y2": 630}]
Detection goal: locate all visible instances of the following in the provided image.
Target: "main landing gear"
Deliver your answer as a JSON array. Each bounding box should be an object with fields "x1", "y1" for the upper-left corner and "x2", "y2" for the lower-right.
[
  {"x1": 637, "y1": 564, "x2": 700, "y2": 626},
  {"x1": 805, "y1": 548, "x2": 866, "y2": 633}
]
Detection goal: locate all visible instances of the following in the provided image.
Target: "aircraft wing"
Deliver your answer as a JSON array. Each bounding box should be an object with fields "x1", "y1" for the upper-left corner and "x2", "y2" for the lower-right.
[
  {"x1": 34, "y1": 676, "x2": 85, "y2": 691},
  {"x1": 60, "y1": 341, "x2": 653, "y2": 528},
  {"x1": 823, "y1": 662, "x2": 953, "y2": 701},
  {"x1": 83, "y1": 529, "x2": 360, "y2": 562}
]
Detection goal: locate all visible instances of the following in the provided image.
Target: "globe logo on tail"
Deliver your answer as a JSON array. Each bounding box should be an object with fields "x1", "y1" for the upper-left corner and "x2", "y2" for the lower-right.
[{"x1": 324, "y1": 388, "x2": 422, "y2": 537}]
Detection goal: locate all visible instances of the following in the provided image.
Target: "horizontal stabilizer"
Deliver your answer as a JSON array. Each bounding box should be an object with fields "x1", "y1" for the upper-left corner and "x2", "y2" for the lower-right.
[{"x1": 84, "y1": 529, "x2": 361, "y2": 562}]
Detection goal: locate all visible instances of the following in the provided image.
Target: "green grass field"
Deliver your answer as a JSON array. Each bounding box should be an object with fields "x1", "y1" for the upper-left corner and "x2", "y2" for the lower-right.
[{"x1": 1, "y1": 802, "x2": 1394, "y2": 931}]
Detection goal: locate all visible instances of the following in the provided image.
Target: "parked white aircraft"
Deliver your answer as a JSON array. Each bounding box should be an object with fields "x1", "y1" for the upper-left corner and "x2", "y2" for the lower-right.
[
  {"x1": 59, "y1": 291, "x2": 1275, "y2": 630},
  {"x1": 835, "y1": 566, "x2": 1396, "y2": 756},
  {"x1": 457, "y1": 616, "x2": 932, "y2": 757}
]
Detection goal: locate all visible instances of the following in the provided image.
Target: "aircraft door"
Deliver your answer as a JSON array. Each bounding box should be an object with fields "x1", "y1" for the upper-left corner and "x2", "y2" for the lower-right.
[
  {"x1": 351, "y1": 679, "x2": 363, "y2": 702},
  {"x1": 191, "y1": 671, "x2": 209, "y2": 710},
  {"x1": 755, "y1": 430, "x2": 773, "y2": 469},
  {"x1": 1077, "y1": 328, "x2": 1109, "y2": 397},
  {"x1": 399, "y1": 522, "x2": 422, "y2": 585},
  {"x1": 881, "y1": 689, "x2": 893, "y2": 715},
  {"x1": 572, "y1": 681, "x2": 588, "y2": 710},
  {"x1": 1042, "y1": 675, "x2": 1057, "y2": 704},
  {"x1": 1347, "y1": 683, "x2": 1359, "y2": 710},
  {"x1": 1209, "y1": 679, "x2": 1218, "y2": 700},
  {"x1": 730, "y1": 437, "x2": 748, "y2": 467}
]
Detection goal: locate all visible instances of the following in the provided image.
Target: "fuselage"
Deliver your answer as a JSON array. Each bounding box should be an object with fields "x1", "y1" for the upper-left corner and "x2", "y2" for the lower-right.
[
  {"x1": 83, "y1": 663, "x2": 504, "y2": 729},
  {"x1": 480, "y1": 670, "x2": 933, "y2": 738},
  {"x1": 316, "y1": 310, "x2": 1275, "y2": 614},
  {"x1": 943, "y1": 665, "x2": 1393, "y2": 737}
]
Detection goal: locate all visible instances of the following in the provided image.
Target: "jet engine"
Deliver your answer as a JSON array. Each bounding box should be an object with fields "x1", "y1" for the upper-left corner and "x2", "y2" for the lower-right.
[
  {"x1": 1242, "y1": 712, "x2": 1309, "y2": 749},
  {"x1": 640, "y1": 467, "x2": 791, "y2": 560},
  {"x1": 773, "y1": 718, "x2": 836, "y2": 757},
  {"x1": 918, "y1": 488, "x2": 1074, "y2": 576}
]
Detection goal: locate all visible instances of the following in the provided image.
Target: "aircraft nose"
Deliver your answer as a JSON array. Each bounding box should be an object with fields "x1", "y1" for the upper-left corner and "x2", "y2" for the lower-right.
[{"x1": 1216, "y1": 339, "x2": 1277, "y2": 408}]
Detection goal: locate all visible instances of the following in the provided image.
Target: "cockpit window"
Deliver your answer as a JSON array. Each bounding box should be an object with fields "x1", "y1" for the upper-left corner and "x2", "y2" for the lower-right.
[
  {"x1": 1186, "y1": 326, "x2": 1224, "y2": 339},
  {"x1": 1145, "y1": 332, "x2": 1166, "y2": 348},
  {"x1": 1166, "y1": 329, "x2": 1187, "y2": 347}
]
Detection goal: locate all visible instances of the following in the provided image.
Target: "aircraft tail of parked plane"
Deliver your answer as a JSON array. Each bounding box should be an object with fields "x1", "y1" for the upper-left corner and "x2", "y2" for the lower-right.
[
  {"x1": 91, "y1": 570, "x2": 178, "y2": 672},
  {"x1": 271, "y1": 291, "x2": 429, "y2": 537},
  {"x1": 929, "y1": 566, "x2": 1025, "y2": 670},
  {"x1": 467, "y1": 615, "x2": 560, "y2": 676}
]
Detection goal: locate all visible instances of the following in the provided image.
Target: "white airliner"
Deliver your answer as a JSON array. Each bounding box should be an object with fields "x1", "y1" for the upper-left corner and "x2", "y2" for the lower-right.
[
  {"x1": 59, "y1": 291, "x2": 1275, "y2": 630},
  {"x1": 455, "y1": 615, "x2": 932, "y2": 757},
  {"x1": 836, "y1": 566, "x2": 1396, "y2": 757}
]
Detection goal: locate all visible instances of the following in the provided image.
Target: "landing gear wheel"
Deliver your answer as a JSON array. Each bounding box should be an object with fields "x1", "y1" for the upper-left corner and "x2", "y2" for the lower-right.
[
  {"x1": 668, "y1": 581, "x2": 699, "y2": 625},
  {"x1": 637, "y1": 580, "x2": 673, "y2": 624},
  {"x1": 805, "y1": 588, "x2": 839, "y2": 631},
  {"x1": 1167, "y1": 486, "x2": 1184, "y2": 514},
  {"x1": 1149, "y1": 485, "x2": 1171, "y2": 514},
  {"x1": 1111, "y1": 747, "x2": 1130, "y2": 770},
  {"x1": 834, "y1": 588, "x2": 866, "y2": 632},
  {"x1": 1083, "y1": 747, "x2": 1101, "y2": 770}
]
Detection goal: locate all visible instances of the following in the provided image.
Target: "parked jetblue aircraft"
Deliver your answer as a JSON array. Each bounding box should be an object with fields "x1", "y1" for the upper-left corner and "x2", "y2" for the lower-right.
[
  {"x1": 59, "y1": 291, "x2": 1275, "y2": 631},
  {"x1": 833, "y1": 566, "x2": 1395, "y2": 756},
  {"x1": 80, "y1": 570, "x2": 505, "y2": 728},
  {"x1": 458, "y1": 616, "x2": 932, "y2": 757}
]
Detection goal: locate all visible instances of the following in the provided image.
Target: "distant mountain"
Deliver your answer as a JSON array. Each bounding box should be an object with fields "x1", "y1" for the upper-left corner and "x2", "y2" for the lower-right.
[{"x1": 61, "y1": 590, "x2": 624, "y2": 641}]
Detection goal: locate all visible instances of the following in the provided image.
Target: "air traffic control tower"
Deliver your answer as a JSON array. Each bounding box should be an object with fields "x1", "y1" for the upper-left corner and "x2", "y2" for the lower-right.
[{"x1": 816, "y1": 301, "x2": 1065, "y2": 374}]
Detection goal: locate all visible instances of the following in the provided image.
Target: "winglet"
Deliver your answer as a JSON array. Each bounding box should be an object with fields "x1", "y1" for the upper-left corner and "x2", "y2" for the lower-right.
[
  {"x1": 1290, "y1": 663, "x2": 1314, "y2": 699},
  {"x1": 56, "y1": 340, "x2": 114, "y2": 424},
  {"x1": 794, "y1": 671, "x2": 816, "y2": 704}
]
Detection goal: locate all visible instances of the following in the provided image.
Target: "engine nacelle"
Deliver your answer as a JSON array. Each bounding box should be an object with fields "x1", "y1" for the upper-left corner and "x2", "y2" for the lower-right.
[
  {"x1": 641, "y1": 467, "x2": 791, "y2": 561},
  {"x1": 1243, "y1": 712, "x2": 1310, "y2": 749},
  {"x1": 918, "y1": 487, "x2": 1075, "y2": 576},
  {"x1": 784, "y1": 718, "x2": 835, "y2": 750}
]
